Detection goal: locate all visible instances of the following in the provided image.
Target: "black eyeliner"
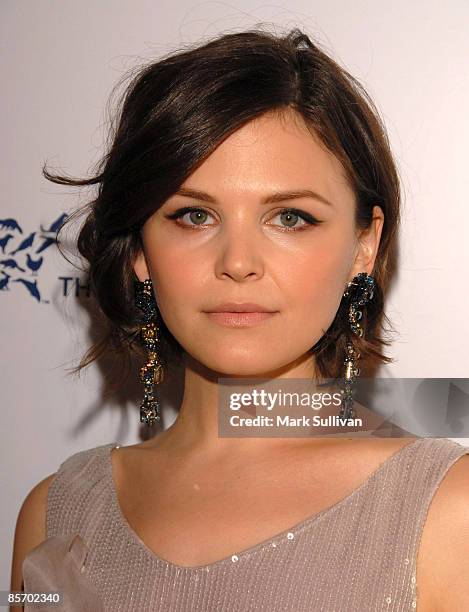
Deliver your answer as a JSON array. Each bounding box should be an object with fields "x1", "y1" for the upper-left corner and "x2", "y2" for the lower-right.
[
  {"x1": 281, "y1": 207, "x2": 322, "y2": 225},
  {"x1": 164, "y1": 205, "x2": 323, "y2": 227},
  {"x1": 165, "y1": 206, "x2": 207, "y2": 219}
]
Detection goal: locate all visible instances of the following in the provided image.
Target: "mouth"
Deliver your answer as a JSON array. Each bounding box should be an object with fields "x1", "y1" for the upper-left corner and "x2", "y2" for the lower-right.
[{"x1": 203, "y1": 311, "x2": 278, "y2": 328}]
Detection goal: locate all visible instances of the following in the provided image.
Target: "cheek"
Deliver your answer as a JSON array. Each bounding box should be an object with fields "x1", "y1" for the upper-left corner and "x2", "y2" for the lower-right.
[
  {"x1": 284, "y1": 235, "x2": 352, "y2": 334},
  {"x1": 145, "y1": 242, "x2": 203, "y2": 324},
  {"x1": 142, "y1": 221, "x2": 355, "y2": 372}
]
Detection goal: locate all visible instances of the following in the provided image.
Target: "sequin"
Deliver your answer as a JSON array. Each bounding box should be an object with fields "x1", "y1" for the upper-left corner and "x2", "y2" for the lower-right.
[
  {"x1": 271, "y1": 542, "x2": 277, "y2": 548},
  {"x1": 385, "y1": 596, "x2": 391, "y2": 604},
  {"x1": 411, "y1": 576, "x2": 416, "y2": 584},
  {"x1": 287, "y1": 532, "x2": 294, "y2": 540},
  {"x1": 49, "y1": 435, "x2": 464, "y2": 609},
  {"x1": 231, "y1": 555, "x2": 238, "y2": 562},
  {"x1": 404, "y1": 558, "x2": 410, "y2": 564}
]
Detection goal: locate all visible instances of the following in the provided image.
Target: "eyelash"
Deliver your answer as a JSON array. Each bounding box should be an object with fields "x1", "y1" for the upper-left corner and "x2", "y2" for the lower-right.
[{"x1": 164, "y1": 206, "x2": 323, "y2": 232}]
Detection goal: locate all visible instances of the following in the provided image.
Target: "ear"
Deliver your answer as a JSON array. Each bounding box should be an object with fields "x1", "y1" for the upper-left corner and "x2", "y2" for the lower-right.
[
  {"x1": 350, "y1": 205, "x2": 385, "y2": 277},
  {"x1": 132, "y1": 247, "x2": 151, "y2": 282}
]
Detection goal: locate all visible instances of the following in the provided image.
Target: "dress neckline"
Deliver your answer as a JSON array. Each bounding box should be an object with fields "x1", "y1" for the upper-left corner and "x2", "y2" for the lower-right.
[{"x1": 104, "y1": 437, "x2": 424, "y2": 572}]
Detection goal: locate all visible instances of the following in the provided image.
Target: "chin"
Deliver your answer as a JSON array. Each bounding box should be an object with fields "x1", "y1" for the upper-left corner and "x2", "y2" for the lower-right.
[{"x1": 197, "y1": 351, "x2": 291, "y2": 378}]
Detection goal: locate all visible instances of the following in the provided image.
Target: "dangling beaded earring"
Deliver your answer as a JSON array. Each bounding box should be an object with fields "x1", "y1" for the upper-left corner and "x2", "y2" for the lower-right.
[
  {"x1": 339, "y1": 272, "x2": 376, "y2": 419},
  {"x1": 134, "y1": 278, "x2": 164, "y2": 426}
]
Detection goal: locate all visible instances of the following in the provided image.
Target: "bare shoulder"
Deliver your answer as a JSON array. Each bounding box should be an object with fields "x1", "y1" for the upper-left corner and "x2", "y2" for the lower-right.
[
  {"x1": 10, "y1": 473, "x2": 57, "y2": 600},
  {"x1": 417, "y1": 450, "x2": 469, "y2": 612}
]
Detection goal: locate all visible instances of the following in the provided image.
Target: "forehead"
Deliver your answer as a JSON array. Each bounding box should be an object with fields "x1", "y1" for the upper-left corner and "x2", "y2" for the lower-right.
[{"x1": 183, "y1": 108, "x2": 355, "y2": 209}]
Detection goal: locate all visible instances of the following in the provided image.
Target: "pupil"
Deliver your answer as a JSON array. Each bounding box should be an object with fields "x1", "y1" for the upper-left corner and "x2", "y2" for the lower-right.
[
  {"x1": 190, "y1": 211, "x2": 206, "y2": 224},
  {"x1": 281, "y1": 212, "x2": 298, "y2": 227}
]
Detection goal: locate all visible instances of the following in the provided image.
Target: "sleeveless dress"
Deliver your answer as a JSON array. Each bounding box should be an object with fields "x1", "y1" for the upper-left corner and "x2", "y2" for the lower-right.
[{"x1": 22, "y1": 437, "x2": 469, "y2": 611}]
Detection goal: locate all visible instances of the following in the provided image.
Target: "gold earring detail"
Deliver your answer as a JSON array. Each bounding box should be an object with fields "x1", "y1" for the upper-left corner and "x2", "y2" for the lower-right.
[
  {"x1": 339, "y1": 272, "x2": 376, "y2": 419},
  {"x1": 134, "y1": 278, "x2": 164, "y2": 426}
]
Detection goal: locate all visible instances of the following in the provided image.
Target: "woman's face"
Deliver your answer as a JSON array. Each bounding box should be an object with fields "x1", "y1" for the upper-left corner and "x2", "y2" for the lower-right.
[{"x1": 134, "y1": 108, "x2": 383, "y2": 376}]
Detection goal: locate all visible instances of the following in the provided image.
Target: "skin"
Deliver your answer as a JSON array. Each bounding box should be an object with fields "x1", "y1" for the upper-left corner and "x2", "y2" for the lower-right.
[
  {"x1": 130, "y1": 108, "x2": 469, "y2": 611},
  {"x1": 11, "y1": 107, "x2": 469, "y2": 611},
  {"x1": 133, "y1": 106, "x2": 384, "y2": 456}
]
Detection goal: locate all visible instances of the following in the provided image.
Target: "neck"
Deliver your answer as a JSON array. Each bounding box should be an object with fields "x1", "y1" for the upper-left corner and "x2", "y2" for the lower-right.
[{"x1": 156, "y1": 352, "x2": 345, "y2": 460}]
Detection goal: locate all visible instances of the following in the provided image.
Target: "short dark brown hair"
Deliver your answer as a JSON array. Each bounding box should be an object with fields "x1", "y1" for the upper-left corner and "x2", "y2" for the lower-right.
[{"x1": 44, "y1": 26, "x2": 401, "y2": 388}]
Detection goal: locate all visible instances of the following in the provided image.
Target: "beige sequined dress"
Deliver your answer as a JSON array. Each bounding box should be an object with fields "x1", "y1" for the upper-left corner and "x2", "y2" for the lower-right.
[{"x1": 22, "y1": 437, "x2": 469, "y2": 611}]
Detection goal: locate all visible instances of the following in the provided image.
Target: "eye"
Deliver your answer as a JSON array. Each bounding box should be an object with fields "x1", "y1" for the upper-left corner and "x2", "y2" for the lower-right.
[
  {"x1": 165, "y1": 206, "x2": 216, "y2": 228},
  {"x1": 268, "y1": 208, "x2": 321, "y2": 231},
  {"x1": 164, "y1": 206, "x2": 323, "y2": 231}
]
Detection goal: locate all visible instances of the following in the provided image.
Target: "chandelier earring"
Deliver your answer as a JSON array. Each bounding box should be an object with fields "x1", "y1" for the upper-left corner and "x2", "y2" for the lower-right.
[
  {"x1": 134, "y1": 278, "x2": 164, "y2": 426},
  {"x1": 339, "y1": 272, "x2": 376, "y2": 420}
]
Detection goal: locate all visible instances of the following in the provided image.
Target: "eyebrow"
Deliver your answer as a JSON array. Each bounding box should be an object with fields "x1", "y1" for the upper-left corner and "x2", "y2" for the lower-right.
[{"x1": 174, "y1": 187, "x2": 334, "y2": 207}]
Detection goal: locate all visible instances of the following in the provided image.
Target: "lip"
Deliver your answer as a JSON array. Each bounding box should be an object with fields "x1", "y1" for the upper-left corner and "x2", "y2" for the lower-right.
[
  {"x1": 204, "y1": 302, "x2": 276, "y2": 313},
  {"x1": 204, "y1": 311, "x2": 277, "y2": 327}
]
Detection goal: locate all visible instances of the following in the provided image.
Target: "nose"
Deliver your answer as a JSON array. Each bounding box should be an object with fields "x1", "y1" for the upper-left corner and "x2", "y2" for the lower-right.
[{"x1": 214, "y1": 221, "x2": 265, "y2": 282}]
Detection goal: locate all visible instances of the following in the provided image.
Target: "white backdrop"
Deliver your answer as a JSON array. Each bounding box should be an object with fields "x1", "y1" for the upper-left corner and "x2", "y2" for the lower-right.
[{"x1": 2, "y1": 0, "x2": 469, "y2": 587}]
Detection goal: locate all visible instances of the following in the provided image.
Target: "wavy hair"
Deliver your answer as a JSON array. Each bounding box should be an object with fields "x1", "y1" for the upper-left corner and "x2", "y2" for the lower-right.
[{"x1": 43, "y1": 27, "x2": 401, "y2": 388}]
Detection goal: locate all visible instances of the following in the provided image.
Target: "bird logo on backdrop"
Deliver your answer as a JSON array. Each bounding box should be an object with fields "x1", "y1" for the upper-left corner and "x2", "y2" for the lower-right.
[{"x1": 0, "y1": 213, "x2": 68, "y2": 302}]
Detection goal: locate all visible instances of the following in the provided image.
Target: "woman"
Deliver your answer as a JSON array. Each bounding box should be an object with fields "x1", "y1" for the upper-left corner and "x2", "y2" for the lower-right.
[{"x1": 10, "y1": 27, "x2": 469, "y2": 611}]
